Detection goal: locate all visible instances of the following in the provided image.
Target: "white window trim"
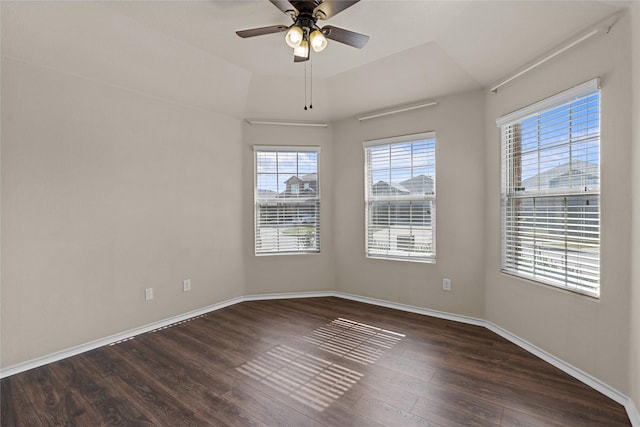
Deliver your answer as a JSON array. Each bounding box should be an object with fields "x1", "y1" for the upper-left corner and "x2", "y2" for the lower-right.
[
  {"x1": 496, "y1": 78, "x2": 600, "y2": 127},
  {"x1": 253, "y1": 145, "x2": 321, "y2": 256},
  {"x1": 363, "y1": 131, "x2": 436, "y2": 263},
  {"x1": 253, "y1": 145, "x2": 321, "y2": 153},
  {"x1": 498, "y1": 80, "x2": 601, "y2": 298}
]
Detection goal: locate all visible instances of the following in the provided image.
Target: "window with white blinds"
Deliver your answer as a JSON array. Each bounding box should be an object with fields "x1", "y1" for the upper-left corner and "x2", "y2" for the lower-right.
[
  {"x1": 498, "y1": 79, "x2": 600, "y2": 297},
  {"x1": 254, "y1": 146, "x2": 320, "y2": 255},
  {"x1": 364, "y1": 132, "x2": 436, "y2": 262}
]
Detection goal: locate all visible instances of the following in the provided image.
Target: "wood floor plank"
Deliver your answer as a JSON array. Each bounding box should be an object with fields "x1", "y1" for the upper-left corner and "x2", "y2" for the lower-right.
[
  {"x1": 356, "y1": 363, "x2": 433, "y2": 401},
  {"x1": 350, "y1": 394, "x2": 438, "y2": 427},
  {"x1": 154, "y1": 323, "x2": 249, "y2": 369},
  {"x1": 410, "y1": 396, "x2": 502, "y2": 427},
  {"x1": 501, "y1": 406, "x2": 570, "y2": 427},
  {"x1": 406, "y1": 382, "x2": 503, "y2": 425},
  {"x1": 201, "y1": 306, "x2": 302, "y2": 351},
  {"x1": 15, "y1": 365, "x2": 96, "y2": 426},
  {"x1": 1, "y1": 297, "x2": 631, "y2": 426},
  {"x1": 223, "y1": 380, "x2": 325, "y2": 427},
  {"x1": 188, "y1": 313, "x2": 274, "y2": 356},
  {"x1": 227, "y1": 344, "x2": 383, "y2": 427},
  {"x1": 83, "y1": 347, "x2": 211, "y2": 426},
  {"x1": 122, "y1": 334, "x2": 266, "y2": 427},
  {"x1": 346, "y1": 377, "x2": 419, "y2": 412},
  {"x1": 138, "y1": 330, "x2": 240, "y2": 395},
  {"x1": 431, "y1": 365, "x2": 629, "y2": 426},
  {"x1": 1, "y1": 376, "x2": 45, "y2": 426},
  {"x1": 49, "y1": 356, "x2": 154, "y2": 426},
  {"x1": 374, "y1": 350, "x2": 438, "y2": 380},
  {"x1": 227, "y1": 300, "x2": 324, "y2": 334}
]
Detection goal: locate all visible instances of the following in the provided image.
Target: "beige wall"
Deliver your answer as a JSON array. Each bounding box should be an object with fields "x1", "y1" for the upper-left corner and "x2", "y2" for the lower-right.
[
  {"x1": 484, "y1": 13, "x2": 633, "y2": 393},
  {"x1": 333, "y1": 90, "x2": 486, "y2": 318},
  {"x1": 630, "y1": 1, "x2": 640, "y2": 416},
  {"x1": 241, "y1": 123, "x2": 335, "y2": 296},
  {"x1": 1, "y1": 56, "x2": 245, "y2": 367}
]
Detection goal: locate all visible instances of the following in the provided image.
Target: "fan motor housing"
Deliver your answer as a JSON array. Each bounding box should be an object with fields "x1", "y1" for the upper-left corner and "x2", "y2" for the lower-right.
[{"x1": 290, "y1": 0, "x2": 324, "y2": 15}]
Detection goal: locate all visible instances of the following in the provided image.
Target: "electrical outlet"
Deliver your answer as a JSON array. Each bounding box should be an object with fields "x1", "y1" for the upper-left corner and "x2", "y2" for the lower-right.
[
  {"x1": 183, "y1": 279, "x2": 191, "y2": 292},
  {"x1": 145, "y1": 288, "x2": 154, "y2": 300},
  {"x1": 442, "y1": 278, "x2": 451, "y2": 291}
]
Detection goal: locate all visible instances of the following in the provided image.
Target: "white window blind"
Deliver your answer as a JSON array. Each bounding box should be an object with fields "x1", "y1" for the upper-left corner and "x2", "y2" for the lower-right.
[
  {"x1": 364, "y1": 132, "x2": 436, "y2": 262},
  {"x1": 498, "y1": 79, "x2": 600, "y2": 297},
  {"x1": 254, "y1": 146, "x2": 320, "y2": 255}
]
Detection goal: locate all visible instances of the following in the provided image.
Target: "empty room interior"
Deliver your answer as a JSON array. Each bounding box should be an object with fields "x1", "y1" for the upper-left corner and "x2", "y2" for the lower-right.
[{"x1": 2, "y1": 1, "x2": 640, "y2": 425}]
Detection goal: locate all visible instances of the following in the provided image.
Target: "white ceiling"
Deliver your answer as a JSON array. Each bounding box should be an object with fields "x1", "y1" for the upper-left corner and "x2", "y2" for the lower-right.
[{"x1": 2, "y1": 1, "x2": 628, "y2": 121}]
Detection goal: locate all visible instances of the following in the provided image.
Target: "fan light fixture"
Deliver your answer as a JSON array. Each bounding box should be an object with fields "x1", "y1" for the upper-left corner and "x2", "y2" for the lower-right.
[
  {"x1": 236, "y1": 0, "x2": 370, "y2": 110},
  {"x1": 287, "y1": 25, "x2": 326, "y2": 55},
  {"x1": 236, "y1": 0, "x2": 369, "y2": 64},
  {"x1": 285, "y1": 25, "x2": 304, "y2": 48},
  {"x1": 309, "y1": 29, "x2": 327, "y2": 52}
]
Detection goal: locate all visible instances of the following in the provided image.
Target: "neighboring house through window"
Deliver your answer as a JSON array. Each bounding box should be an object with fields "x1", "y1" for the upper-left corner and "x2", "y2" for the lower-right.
[
  {"x1": 498, "y1": 79, "x2": 601, "y2": 297},
  {"x1": 254, "y1": 146, "x2": 320, "y2": 254},
  {"x1": 364, "y1": 132, "x2": 436, "y2": 262}
]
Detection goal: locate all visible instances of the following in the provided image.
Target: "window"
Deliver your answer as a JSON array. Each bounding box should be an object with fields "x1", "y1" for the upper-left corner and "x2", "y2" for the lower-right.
[
  {"x1": 364, "y1": 132, "x2": 436, "y2": 262},
  {"x1": 498, "y1": 79, "x2": 600, "y2": 297},
  {"x1": 254, "y1": 146, "x2": 320, "y2": 255}
]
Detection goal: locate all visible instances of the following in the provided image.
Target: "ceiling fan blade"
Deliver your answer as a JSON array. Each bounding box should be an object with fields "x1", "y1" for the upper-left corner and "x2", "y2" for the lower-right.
[
  {"x1": 269, "y1": 0, "x2": 296, "y2": 15},
  {"x1": 314, "y1": 0, "x2": 361, "y2": 19},
  {"x1": 322, "y1": 25, "x2": 369, "y2": 48},
  {"x1": 236, "y1": 25, "x2": 289, "y2": 38}
]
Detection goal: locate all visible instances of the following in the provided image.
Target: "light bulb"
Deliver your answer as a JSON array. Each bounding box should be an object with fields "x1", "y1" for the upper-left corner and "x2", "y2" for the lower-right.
[
  {"x1": 285, "y1": 26, "x2": 303, "y2": 48},
  {"x1": 293, "y1": 39, "x2": 309, "y2": 59},
  {"x1": 309, "y1": 29, "x2": 327, "y2": 52}
]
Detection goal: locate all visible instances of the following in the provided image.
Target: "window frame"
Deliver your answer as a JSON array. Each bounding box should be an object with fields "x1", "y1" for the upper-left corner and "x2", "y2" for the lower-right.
[
  {"x1": 497, "y1": 79, "x2": 601, "y2": 298},
  {"x1": 363, "y1": 132, "x2": 436, "y2": 263},
  {"x1": 254, "y1": 145, "x2": 321, "y2": 256}
]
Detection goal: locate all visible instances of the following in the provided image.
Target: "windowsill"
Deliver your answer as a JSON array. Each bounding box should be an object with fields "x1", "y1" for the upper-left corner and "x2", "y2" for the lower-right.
[
  {"x1": 500, "y1": 269, "x2": 600, "y2": 299},
  {"x1": 366, "y1": 254, "x2": 436, "y2": 264},
  {"x1": 256, "y1": 251, "x2": 321, "y2": 257}
]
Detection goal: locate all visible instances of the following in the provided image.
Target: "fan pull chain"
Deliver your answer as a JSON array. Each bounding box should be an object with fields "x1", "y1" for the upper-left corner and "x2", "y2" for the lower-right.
[
  {"x1": 309, "y1": 57, "x2": 313, "y2": 109},
  {"x1": 304, "y1": 62, "x2": 308, "y2": 110}
]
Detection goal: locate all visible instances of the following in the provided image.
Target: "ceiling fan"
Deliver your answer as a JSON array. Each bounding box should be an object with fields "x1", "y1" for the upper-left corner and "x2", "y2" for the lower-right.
[{"x1": 236, "y1": 0, "x2": 369, "y2": 62}]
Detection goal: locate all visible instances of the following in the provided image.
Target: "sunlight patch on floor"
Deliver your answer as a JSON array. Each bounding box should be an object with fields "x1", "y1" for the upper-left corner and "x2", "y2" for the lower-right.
[
  {"x1": 303, "y1": 318, "x2": 405, "y2": 365},
  {"x1": 236, "y1": 345, "x2": 363, "y2": 411}
]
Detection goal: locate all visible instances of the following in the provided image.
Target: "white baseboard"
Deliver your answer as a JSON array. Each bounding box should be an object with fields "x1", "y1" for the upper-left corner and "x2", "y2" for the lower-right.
[
  {"x1": 242, "y1": 290, "x2": 334, "y2": 302},
  {"x1": 0, "y1": 295, "x2": 244, "y2": 379},
  {"x1": 334, "y1": 291, "x2": 486, "y2": 327},
  {"x1": 485, "y1": 321, "x2": 631, "y2": 408},
  {"x1": 628, "y1": 399, "x2": 640, "y2": 427},
  {"x1": 1, "y1": 290, "x2": 638, "y2": 426}
]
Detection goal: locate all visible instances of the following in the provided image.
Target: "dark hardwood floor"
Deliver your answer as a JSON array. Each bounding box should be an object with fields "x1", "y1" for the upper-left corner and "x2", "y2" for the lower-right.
[{"x1": 1, "y1": 297, "x2": 631, "y2": 426}]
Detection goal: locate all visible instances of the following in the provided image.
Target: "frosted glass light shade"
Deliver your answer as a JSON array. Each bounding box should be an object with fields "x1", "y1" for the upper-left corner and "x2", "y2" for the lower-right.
[
  {"x1": 285, "y1": 26, "x2": 304, "y2": 48},
  {"x1": 293, "y1": 39, "x2": 309, "y2": 58},
  {"x1": 309, "y1": 29, "x2": 327, "y2": 52}
]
